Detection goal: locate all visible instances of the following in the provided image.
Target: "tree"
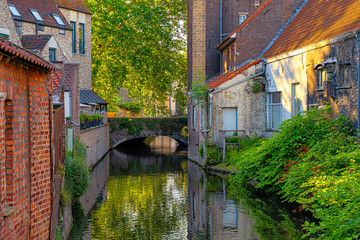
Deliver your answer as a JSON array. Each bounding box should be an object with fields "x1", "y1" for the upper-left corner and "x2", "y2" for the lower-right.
[{"x1": 85, "y1": 0, "x2": 187, "y2": 116}]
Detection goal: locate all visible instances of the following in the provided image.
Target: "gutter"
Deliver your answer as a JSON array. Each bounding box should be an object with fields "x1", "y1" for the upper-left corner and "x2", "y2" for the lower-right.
[{"x1": 209, "y1": 71, "x2": 265, "y2": 95}]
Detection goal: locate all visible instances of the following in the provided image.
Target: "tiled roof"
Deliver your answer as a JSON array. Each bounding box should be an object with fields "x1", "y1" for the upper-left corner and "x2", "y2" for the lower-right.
[
  {"x1": 264, "y1": 0, "x2": 360, "y2": 58},
  {"x1": 53, "y1": 0, "x2": 91, "y2": 14},
  {"x1": 7, "y1": 0, "x2": 71, "y2": 29},
  {"x1": 21, "y1": 35, "x2": 52, "y2": 52},
  {"x1": 207, "y1": 59, "x2": 262, "y2": 90},
  {"x1": 80, "y1": 89, "x2": 108, "y2": 105},
  {"x1": 0, "y1": 36, "x2": 53, "y2": 70}
]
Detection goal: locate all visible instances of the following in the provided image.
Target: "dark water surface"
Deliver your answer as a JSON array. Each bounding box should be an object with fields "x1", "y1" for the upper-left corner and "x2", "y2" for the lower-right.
[{"x1": 71, "y1": 137, "x2": 308, "y2": 240}]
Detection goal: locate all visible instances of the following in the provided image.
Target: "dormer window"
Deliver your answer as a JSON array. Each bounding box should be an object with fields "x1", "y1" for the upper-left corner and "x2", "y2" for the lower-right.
[
  {"x1": 29, "y1": 9, "x2": 44, "y2": 22},
  {"x1": 9, "y1": 4, "x2": 21, "y2": 17},
  {"x1": 52, "y1": 14, "x2": 65, "y2": 26},
  {"x1": 238, "y1": 13, "x2": 247, "y2": 25}
]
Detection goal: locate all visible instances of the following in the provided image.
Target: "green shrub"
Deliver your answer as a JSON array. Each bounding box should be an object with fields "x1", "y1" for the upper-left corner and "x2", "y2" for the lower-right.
[
  {"x1": 198, "y1": 144, "x2": 204, "y2": 158},
  {"x1": 206, "y1": 145, "x2": 222, "y2": 166},
  {"x1": 87, "y1": 115, "x2": 94, "y2": 122},
  {"x1": 80, "y1": 114, "x2": 86, "y2": 124},
  {"x1": 65, "y1": 156, "x2": 90, "y2": 200},
  {"x1": 227, "y1": 105, "x2": 358, "y2": 239},
  {"x1": 93, "y1": 114, "x2": 102, "y2": 121},
  {"x1": 60, "y1": 188, "x2": 72, "y2": 207},
  {"x1": 118, "y1": 102, "x2": 142, "y2": 114},
  {"x1": 65, "y1": 138, "x2": 89, "y2": 200}
]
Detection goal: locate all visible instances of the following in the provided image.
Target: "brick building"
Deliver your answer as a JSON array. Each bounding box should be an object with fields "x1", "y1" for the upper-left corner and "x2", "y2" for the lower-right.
[
  {"x1": 7, "y1": 0, "x2": 92, "y2": 89},
  {"x1": 187, "y1": 0, "x2": 265, "y2": 161},
  {"x1": 187, "y1": 0, "x2": 307, "y2": 161},
  {"x1": 0, "y1": 37, "x2": 54, "y2": 240}
]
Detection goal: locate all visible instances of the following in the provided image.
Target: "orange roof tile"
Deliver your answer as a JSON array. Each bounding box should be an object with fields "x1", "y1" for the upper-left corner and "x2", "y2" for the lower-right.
[
  {"x1": 264, "y1": 0, "x2": 360, "y2": 59},
  {"x1": 207, "y1": 59, "x2": 262, "y2": 90},
  {"x1": 54, "y1": 0, "x2": 91, "y2": 14},
  {"x1": 0, "y1": 37, "x2": 54, "y2": 70}
]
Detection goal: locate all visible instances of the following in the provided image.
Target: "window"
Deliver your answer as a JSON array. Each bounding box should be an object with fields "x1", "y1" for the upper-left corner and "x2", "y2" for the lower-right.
[
  {"x1": 29, "y1": 9, "x2": 44, "y2": 22},
  {"x1": 59, "y1": 29, "x2": 65, "y2": 35},
  {"x1": 318, "y1": 68, "x2": 327, "y2": 88},
  {"x1": 267, "y1": 92, "x2": 282, "y2": 129},
  {"x1": 192, "y1": 105, "x2": 196, "y2": 129},
  {"x1": 291, "y1": 83, "x2": 301, "y2": 116},
  {"x1": 343, "y1": 65, "x2": 351, "y2": 84},
  {"x1": 52, "y1": 14, "x2": 65, "y2": 26},
  {"x1": 79, "y1": 23, "x2": 85, "y2": 54},
  {"x1": 239, "y1": 14, "x2": 247, "y2": 25},
  {"x1": 49, "y1": 48, "x2": 56, "y2": 62},
  {"x1": 9, "y1": 4, "x2": 21, "y2": 17},
  {"x1": 71, "y1": 22, "x2": 76, "y2": 53}
]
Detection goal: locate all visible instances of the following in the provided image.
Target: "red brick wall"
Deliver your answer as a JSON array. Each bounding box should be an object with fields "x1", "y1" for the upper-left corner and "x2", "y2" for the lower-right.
[{"x1": 0, "y1": 58, "x2": 52, "y2": 239}]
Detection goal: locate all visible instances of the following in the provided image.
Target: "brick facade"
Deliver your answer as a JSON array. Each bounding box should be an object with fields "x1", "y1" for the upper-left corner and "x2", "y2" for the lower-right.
[
  {"x1": 0, "y1": 39, "x2": 53, "y2": 240},
  {"x1": 188, "y1": 0, "x2": 265, "y2": 161}
]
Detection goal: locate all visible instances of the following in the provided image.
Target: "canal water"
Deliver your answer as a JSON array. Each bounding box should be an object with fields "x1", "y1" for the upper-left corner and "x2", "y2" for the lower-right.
[{"x1": 71, "y1": 136, "x2": 309, "y2": 240}]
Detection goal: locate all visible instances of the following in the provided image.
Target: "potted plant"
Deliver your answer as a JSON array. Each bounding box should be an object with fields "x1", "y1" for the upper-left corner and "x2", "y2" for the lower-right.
[{"x1": 80, "y1": 114, "x2": 87, "y2": 130}]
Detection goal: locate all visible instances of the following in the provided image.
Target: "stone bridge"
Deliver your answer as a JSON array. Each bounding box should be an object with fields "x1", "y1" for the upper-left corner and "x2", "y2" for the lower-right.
[{"x1": 109, "y1": 117, "x2": 188, "y2": 148}]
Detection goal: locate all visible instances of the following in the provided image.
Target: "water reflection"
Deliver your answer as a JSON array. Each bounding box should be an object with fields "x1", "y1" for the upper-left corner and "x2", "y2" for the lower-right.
[
  {"x1": 187, "y1": 161, "x2": 259, "y2": 240},
  {"x1": 73, "y1": 136, "x2": 308, "y2": 239}
]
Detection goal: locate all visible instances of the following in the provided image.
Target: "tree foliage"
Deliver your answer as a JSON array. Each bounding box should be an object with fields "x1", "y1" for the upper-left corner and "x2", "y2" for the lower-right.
[{"x1": 85, "y1": 0, "x2": 187, "y2": 116}]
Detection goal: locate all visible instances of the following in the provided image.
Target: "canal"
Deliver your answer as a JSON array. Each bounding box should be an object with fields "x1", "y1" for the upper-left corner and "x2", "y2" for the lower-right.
[{"x1": 70, "y1": 136, "x2": 310, "y2": 239}]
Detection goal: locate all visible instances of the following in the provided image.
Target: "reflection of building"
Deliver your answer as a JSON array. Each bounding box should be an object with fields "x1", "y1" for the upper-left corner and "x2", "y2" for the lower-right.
[
  {"x1": 187, "y1": 161, "x2": 259, "y2": 239},
  {"x1": 145, "y1": 136, "x2": 179, "y2": 155}
]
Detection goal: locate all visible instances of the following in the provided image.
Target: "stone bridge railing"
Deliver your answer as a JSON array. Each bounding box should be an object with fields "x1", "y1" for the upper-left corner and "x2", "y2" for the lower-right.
[{"x1": 109, "y1": 117, "x2": 188, "y2": 148}]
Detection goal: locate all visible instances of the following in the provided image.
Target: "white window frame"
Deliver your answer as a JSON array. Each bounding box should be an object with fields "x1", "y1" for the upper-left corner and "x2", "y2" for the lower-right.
[
  {"x1": 238, "y1": 13, "x2": 247, "y2": 25},
  {"x1": 29, "y1": 9, "x2": 44, "y2": 22},
  {"x1": 318, "y1": 68, "x2": 327, "y2": 88},
  {"x1": 64, "y1": 91, "x2": 72, "y2": 120},
  {"x1": 267, "y1": 92, "x2": 282, "y2": 129},
  {"x1": 9, "y1": 4, "x2": 21, "y2": 17},
  {"x1": 52, "y1": 14, "x2": 65, "y2": 26},
  {"x1": 291, "y1": 83, "x2": 301, "y2": 116}
]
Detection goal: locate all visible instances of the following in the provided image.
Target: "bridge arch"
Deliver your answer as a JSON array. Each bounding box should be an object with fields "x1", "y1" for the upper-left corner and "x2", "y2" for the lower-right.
[{"x1": 109, "y1": 117, "x2": 188, "y2": 149}]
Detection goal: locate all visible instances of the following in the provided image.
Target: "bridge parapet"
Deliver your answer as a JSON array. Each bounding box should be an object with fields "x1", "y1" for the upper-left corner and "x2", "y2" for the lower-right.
[{"x1": 109, "y1": 117, "x2": 188, "y2": 148}]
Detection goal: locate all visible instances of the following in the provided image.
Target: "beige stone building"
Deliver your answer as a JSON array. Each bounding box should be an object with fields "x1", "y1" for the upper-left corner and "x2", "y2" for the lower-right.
[{"x1": 7, "y1": 0, "x2": 92, "y2": 89}]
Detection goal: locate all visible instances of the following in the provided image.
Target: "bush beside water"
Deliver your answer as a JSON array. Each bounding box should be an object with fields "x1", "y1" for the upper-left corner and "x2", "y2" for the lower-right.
[{"x1": 226, "y1": 106, "x2": 360, "y2": 239}]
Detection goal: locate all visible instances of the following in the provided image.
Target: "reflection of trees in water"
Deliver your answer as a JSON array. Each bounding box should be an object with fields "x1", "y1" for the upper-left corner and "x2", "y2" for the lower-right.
[
  {"x1": 227, "y1": 182, "x2": 314, "y2": 240},
  {"x1": 90, "y1": 170, "x2": 188, "y2": 239}
]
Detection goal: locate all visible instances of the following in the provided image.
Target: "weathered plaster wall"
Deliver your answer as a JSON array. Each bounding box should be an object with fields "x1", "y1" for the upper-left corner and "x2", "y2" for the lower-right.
[
  {"x1": 210, "y1": 64, "x2": 266, "y2": 146},
  {"x1": 266, "y1": 52, "x2": 308, "y2": 126},
  {"x1": 80, "y1": 124, "x2": 109, "y2": 167}
]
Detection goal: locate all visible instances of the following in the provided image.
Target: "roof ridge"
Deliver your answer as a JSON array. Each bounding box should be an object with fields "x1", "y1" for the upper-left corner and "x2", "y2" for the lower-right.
[
  {"x1": 260, "y1": 0, "x2": 309, "y2": 59},
  {"x1": 228, "y1": 0, "x2": 274, "y2": 37}
]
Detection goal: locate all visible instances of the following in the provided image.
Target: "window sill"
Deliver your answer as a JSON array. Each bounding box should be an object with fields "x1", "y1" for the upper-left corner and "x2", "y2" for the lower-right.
[
  {"x1": 265, "y1": 128, "x2": 280, "y2": 132},
  {"x1": 3, "y1": 206, "x2": 17, "y2": 218},
  {"x1": 336, "y1": 85, "x2": 352, "y2": 90},
  {"x1": 315, "y1": 88, "x2": 324, "y2": 91}
]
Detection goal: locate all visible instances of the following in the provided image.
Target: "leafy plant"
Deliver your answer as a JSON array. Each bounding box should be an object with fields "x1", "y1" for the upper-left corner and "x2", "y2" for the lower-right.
[
  {"x1": 64, "y1": 138, "x2": 89, "y2": 201},
  {"x1": 118, "y1": 102, "x2": 142, "y2": 114},
  {"x1": 206, "y1": 145, "x2": 222, "y2": 166},
  {"x1": 227, "y1": 105, "x2": 358, "y2": 239}
]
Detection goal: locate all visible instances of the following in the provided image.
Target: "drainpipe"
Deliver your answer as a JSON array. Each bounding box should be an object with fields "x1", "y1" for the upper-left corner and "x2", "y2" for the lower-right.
[
  {"x1": 219, "y1": 0, "x2": 223, "y2": 73},
  {"x1": 356, "y1": 30, "x2": 360, "y2": 139}
]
